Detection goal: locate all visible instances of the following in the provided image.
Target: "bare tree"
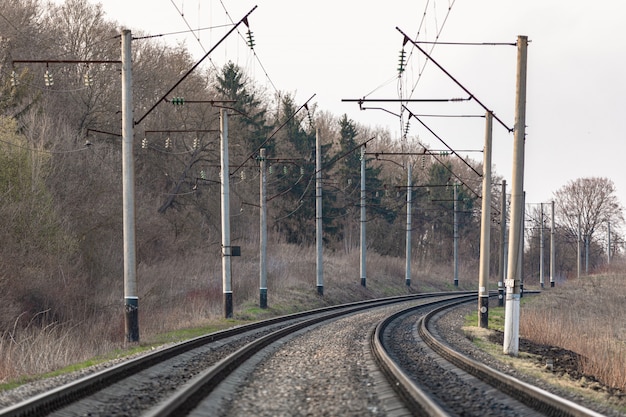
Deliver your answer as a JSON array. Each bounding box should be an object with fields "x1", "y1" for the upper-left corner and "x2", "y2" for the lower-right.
[{"x1": 554, "y1": 177, "x2": 624, "y2": 268}]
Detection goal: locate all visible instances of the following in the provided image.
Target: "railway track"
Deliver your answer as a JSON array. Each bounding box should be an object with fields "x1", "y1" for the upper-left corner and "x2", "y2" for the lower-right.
[
  {"x1": 0, "y1": 291, "x2": 472, "y2": 417},
  {"x1": 372, "y1": 297, "x2": 608, "y2": 417},
  {"x1": 2, "y1": 291, "x2": 610, "y2": 417}
]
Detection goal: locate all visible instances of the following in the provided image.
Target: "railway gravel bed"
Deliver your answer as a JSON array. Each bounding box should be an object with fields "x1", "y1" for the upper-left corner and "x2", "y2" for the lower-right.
[{"x1": 202, "y1": 301, "x2": 422, "y2": 417}]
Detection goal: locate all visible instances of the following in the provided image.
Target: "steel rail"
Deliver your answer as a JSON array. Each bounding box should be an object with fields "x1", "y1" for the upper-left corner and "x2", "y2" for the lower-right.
[
  {"x1": 0, "y1": 291, "x2": 473, "y2": 417},
  {"x1": 418, "y1": 301, "x2": 607, "y2": 417},
  {"x1": 371, "y1": 295, "x2": 475, "y2": 416}
]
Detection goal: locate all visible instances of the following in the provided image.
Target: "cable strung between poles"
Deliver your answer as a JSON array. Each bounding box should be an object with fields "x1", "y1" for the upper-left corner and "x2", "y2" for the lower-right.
[{"x1": 397, "y1": 26, "x2": 513, "y2": 133}]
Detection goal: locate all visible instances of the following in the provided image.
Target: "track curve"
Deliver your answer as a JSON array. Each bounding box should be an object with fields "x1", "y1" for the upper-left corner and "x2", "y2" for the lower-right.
[{"x1": 372, "y1": 297, "x2": 608, "y2": 417}]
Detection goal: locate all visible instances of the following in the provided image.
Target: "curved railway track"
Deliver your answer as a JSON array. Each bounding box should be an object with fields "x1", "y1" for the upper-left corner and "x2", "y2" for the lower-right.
[
  {"x1": 372, "y1": 297, "x2": 608, "y2": 417},
  {"x1": 2, "y1": 291, "x2": 610, "y2": 417},
  {"x1": 0, "y1": 291, "x2": 472, "y2": 417}
]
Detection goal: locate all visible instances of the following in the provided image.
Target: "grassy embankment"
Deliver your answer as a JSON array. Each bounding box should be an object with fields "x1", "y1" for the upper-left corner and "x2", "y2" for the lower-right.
[{"x1": 464, "y1": 273, "x2": 626, "y2": 413}]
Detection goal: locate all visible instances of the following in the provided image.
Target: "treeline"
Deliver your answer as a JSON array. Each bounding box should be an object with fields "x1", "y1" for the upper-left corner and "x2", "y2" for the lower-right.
[{"x1": 1, "y1": 0, "x2": 503, "y2": 331}]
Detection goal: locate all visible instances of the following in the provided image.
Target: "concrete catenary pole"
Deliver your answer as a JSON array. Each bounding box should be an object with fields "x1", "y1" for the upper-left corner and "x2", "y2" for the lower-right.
[
  {"x1": 121, "y1": 30, "x2": 139, "y2": 343},
  {"x1": 405, "y1": 164, "x2": 412, "y2": 287},
  {"x1": 577, "y1": 214, "x2": 581, "y2": 278},
  {"x1": 316, "y1": 129, "x2": 324, "y2": 295},
  {"x1": 220, "y1": 109, "x2": 233, "y2": 318},
  {"x1": 360, "y1": 145, "x2": 367, "y2": 287},
  {"x1": 498, "y1": 180, "x2": 507, "y2": 306},
  {"x1": 550, "y1": 200, "x2": 556, "y2": 287},
  {"x1": 606, "y1": 222, "x2": 611, "y2": 265},
  {"x1": 453, "y1": 183, "x2": 459, "y2": 287},
  {"x1": 519, "y1": 193, "x2": 525, "y2": 297},
  {"x1": 503, "y1": 35, "x2": 528, "y2": 356},
  {"x1": 539, "y1": 203, "x2": 545, "y2": 288},
  {"x1": 585, "y1": 235, "x2": 589, "y2": 275},
  {"x1": 259, "y1": 148, "x2": 268, "y2": 308},
  {"x1": 478, "y1": 111, "x2": 493, "y2": 328}
]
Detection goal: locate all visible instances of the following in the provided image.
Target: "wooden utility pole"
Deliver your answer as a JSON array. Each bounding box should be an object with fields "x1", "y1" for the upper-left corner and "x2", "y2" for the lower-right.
[{"x1": 503, "y1": 35, "x2": 528, "y2": 356}]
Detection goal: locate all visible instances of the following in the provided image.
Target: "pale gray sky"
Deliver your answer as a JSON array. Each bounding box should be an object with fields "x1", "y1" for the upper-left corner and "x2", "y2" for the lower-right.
[{"x1": 54, "y1": 1, "x2": 626, "y2": 216}]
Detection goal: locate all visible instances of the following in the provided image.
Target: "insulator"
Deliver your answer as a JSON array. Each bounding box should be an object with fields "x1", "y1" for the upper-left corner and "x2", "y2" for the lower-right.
[
  {"x1": 300, "y1": 166, "x2": 304, "y2": 176},
  {"x1": 240, "y1": 170, "x2": 246, "y2": 180},
  {"x1": 10, "y1": 70, "x2": 18, "y2": 87},
  {"x1": 83, "y1": 71, "x2": 93, "y2": 87},
  {"x1": 283, "y1": 165, "x2": 288, "y2": 175},
  {"x1": 44, "y1": 69, "x2": 54, "y2": 87},
  {"x1": 246, "y1": 30, "x2": 255, "y2": 49},
  {"x1": 193, "y1": 137, "x2": 199, "y2": 149},
  {"x1": 165, "y1": 137, "x2": 171, "y2": 149},
  {"x1": 347, "y1": 178, "x2": 352, "y2": 185},
  {"x1": 172, "y1": 97, "x2": 184, "y2": 106},
  {"x1": 269, "y1": 164, "x2": 273, "y2": 175},
  {"x1": 141, "y1": 138, "x2": 148, "y2": 149},
  {"x1": 398, "y1": 48, "x2": 407, "y2": 74},
  {"x1": 375, "y1": 191, "x2": 379, "y2": 198}
]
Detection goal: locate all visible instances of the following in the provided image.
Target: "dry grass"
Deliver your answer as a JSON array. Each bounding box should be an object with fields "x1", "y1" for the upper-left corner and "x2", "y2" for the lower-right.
[
  {"x1": 520, "y1": 273, "x2": 626, "y2": 392},
  {"x1": 0, "y1": 312, "x2": 119, "y2": 381}
]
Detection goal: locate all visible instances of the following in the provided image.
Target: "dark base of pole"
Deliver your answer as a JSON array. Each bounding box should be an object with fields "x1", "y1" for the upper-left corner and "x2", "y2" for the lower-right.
[
  {"x1": 224, "y1": 292, "x2": 233, "y2": 318},
  {"x1": 520, "y1": 284, "x2": 524, "y2": 298},
  {"x1": 550, "y1": 281, "x2": 555, "y2": 287},
  {"x1": 361, "y1": 278, "x2": 366, "y2": 287},
  {"x1": 317, "y1": 285, "x2": 324, "y2": 296},
  {"x1": 125, "y1": 297, "x2": 139, "y2": 343},
  {"x1": 453, "y1": 279, "x2": 459, "y2": 288},
  {"x1": 541, "y1": 283, "x2": 544, "y2": 289},
  {"x1": 479, "y1": 296, "x2": 489, "y2": 328},
  {"x1": 405, "y1": 278, "x2": 411, "y2": 287},
  {"x1": 498, "y1": 288, "x2": 504, "y2": 307},
  {"x1": 260, "y1": 288, "x2": 268, "y2": 309}
]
